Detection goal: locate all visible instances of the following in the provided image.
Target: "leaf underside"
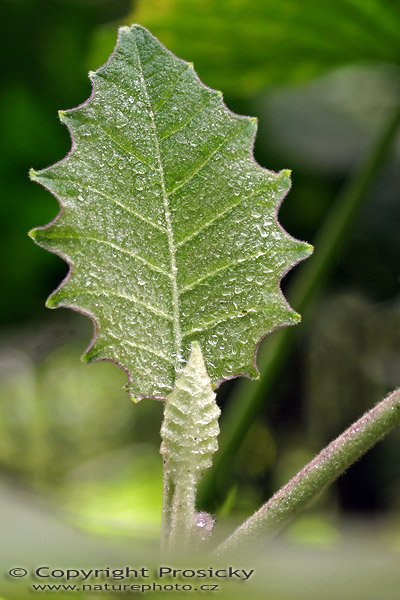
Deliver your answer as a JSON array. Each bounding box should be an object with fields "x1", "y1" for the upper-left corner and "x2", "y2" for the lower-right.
[{"x1": 30, "y1": 25, "x2": 312, "y2": 400}]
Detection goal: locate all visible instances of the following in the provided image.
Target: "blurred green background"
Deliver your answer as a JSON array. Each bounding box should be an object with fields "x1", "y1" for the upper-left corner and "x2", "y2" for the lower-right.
[{"x1": 0, "y1": 0, "x2": 399, "y2": 598}]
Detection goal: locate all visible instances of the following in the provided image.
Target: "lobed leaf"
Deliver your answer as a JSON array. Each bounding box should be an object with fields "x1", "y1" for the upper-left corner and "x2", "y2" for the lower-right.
[{"x1": 30, "y1": 25, "x2": 312, "y2": 400}]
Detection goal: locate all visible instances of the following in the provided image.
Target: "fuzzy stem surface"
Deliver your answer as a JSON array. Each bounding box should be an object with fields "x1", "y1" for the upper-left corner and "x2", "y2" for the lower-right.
[
  {"x1": 168, "y1": 477, "x2": 196, "y2": 550},
  {"x1": 160, "y1": 342, "x2": 220, "y2": 550},
  {"x1": 214, "y1": 388, "x2": 400, "y2": 554}
]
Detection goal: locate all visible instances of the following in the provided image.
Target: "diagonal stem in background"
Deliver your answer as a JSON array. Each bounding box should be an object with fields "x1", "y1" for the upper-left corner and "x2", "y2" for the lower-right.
[
  {"x1": 199, "y1": 104, "x2": 400, "y2": 510},
  {"x1": 214, "y1": 387, "x2": 400, "y2": 554}
]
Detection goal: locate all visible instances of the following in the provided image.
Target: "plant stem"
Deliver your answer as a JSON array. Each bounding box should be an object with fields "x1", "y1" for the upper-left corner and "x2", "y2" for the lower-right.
[
  {"x1": 160, "y1": 342, "x2": 220, "y2": 550},
  {"x1": 161, "y1": 471, "x2": 173, "y2": 551},
  {"x1": 199, "y1": 104, "x2": 400, "y2": 510},
  {"x1": 213, "y1": 388, "x2": 400, "y2": 554},
  {"x1": 168, "y1": 477, "x2": 196, "y2": 550}
]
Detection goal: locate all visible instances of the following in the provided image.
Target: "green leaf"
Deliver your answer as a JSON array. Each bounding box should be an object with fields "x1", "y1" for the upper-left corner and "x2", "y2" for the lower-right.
[
  {"x1": 134, "y1": 0, "x2": 400, "y2": 95},
  {"x1": 29, "y1": 25, "x2": 312, "y2": 400}
]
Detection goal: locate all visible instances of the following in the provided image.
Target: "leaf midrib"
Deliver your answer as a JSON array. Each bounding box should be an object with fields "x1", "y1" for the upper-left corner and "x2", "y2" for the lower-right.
[{"x1": 133, "y1": 34, "x2": 183, "y2": 370}]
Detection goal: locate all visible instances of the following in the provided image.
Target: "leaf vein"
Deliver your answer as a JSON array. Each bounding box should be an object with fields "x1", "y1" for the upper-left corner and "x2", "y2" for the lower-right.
[
  {"x1": 134, "y1": 34, "x2": 183, "y2": 368},
  {"x1": 153, "y1": 64, "x2": 191, "y2": 113},
  {"x1": 85, "y1": 184, "x2": 167, "y2": 233},
  {"x1": 42, "y1": 233, "x2": 172, "y2": 277},
  {"x1": 43, "y1": 173, "x2": 167, "y2": 234},
  {"x1": 159, "y1": 103, "x2": 210, "y2": 141},
  {"x1": 183, "y1": 309, "x2": 259, "y2": 338},
  {"x1": 97, "y1": 123, "x2": 156, "y2": 171},
  {"x1": 176, "y1": 187, "x2": 269, "y2": 248},
  {"x1": 114, "y1": 339, "x2": 173, "y2": 364},
  {"x1": 167, "y1": 128, "x2": 242, "y2": 196},
  {"x1": 180, "y1": 248, "x2": 278, "y2": 294},
  {"x1": 77, "y1": 288, "x2": 173, "y2": 320}
]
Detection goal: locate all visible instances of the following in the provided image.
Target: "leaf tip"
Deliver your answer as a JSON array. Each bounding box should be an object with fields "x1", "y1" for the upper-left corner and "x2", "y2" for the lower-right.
[
  {"x1": 188, "y1": 340, "x2": 205, "y2": 370},
  {"x1": 27, "y1": 228, "x2": 37, "y2": 240},
  {"x1": 129, "y1": 394, "x2": 141, "y2": 404},
  {"x1": 58, "y1": 110, "x2": 66, "y2": 122},
  {"x1": 119, "y1": 25, "x2": 132, "y2": 35},
  {"x1": 291, "y1": 312, "x2": 302, "y2": 325},
  {"x1": 121, "y1": 23, "x2": 148, "y2": 38},
  {"x1": 45, "y1": 296, "x2": 57, "y2": 309},
  {"x1": 274, "y1": 169, "x2": 292, "y2": 194},
  {"x1": 29, "y1": 167, "x2": 47, "y2": 185},
  {"x1": 29, "y1": 168, "x2": 38, "y2": 181},
  {"x1": 125, "y1": 380, "x2": 147, "y2": 403},
  {"x1": 81, "y1": 351, "x2": 91, "y2": 364}
]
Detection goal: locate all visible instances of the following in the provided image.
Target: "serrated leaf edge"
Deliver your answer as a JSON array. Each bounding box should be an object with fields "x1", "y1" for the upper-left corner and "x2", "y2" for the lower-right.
[{"x1": 29, "y1": 24, "x2": 313, "y2": 400}]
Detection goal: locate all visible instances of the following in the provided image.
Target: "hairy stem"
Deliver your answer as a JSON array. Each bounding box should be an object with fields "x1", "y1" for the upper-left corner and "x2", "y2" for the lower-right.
[
  {"x1": 161, "y1": 471, "x2": 173, "y2": 551},
  {"x1": 214, "y1": 388, "x2": 400, "y2": 554},
  {"x1": 199, "y1": 104, "x2": 400, "y2": 510},
  {"x1": 160, "y1": 342, "x2": 220, "y2": 550},
  {"x1": 168, "y1": 477, "x2": 196, "y2": 550}
]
